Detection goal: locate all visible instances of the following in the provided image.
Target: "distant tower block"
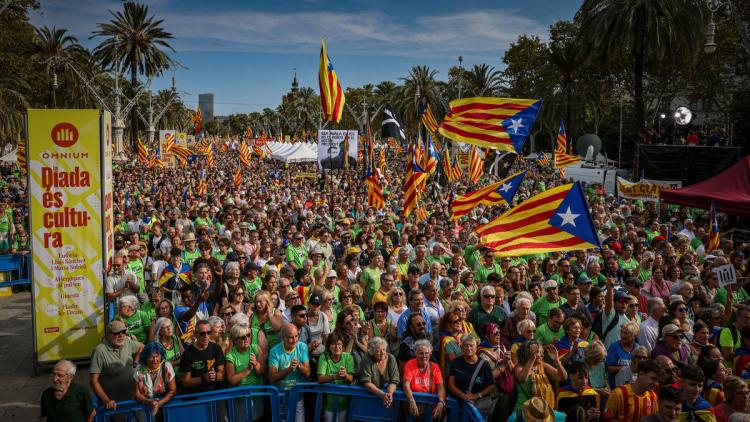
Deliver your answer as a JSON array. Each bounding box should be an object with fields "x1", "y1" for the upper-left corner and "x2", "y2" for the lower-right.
[{"x1": 198, "y1": 93, "x2": 214, "y2": 122}]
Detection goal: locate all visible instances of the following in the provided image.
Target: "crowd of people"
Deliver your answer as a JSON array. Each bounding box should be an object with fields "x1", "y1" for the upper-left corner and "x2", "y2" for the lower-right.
[{"x1": 29, "y1": 143, "x2": 750, "y2": 422}]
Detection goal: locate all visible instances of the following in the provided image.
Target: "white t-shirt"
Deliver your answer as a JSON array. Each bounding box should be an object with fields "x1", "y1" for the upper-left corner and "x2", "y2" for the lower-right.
[{"x1": 307, "y1": 312, "x2": 330, "y2": 356}]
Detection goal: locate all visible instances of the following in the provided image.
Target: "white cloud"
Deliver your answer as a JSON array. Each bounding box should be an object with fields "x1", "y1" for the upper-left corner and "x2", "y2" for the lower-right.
[{"x1": 31, "y1": 2, "x2": 549, "y2": 60}]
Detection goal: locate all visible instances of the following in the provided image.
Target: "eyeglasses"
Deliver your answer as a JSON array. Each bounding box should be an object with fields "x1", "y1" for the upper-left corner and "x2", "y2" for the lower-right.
[
  {"x1": 197, "y1": 331, "x2": 212, "y2": 337},
  {"x1": 677, "y1": 307, "x2": 688, "y2": 312},
  {"x1": 393, "y1": 292, "x2": 404, "y2": 296},
  {"x1": 223, "y1": 312, "x2": 236, "y2": 317},
  {"x1": 449, "y1": 319, "x2": 461, "y2": 324},
  {"x1": 546, "y1": 287, "x2": 557, "y2": 292},
  {"x1": 628, "y1": 304, "x2": 639, "y2": 308},
  {"x1": 110, "y1": 330, "x2": 127, "y2": 336},
  {"x1": 235, "y1": 335, "x2": 250, "y2": 341},
  {"x1": 670, "y1": 334, "x2": 685, "y2": 339},
  {"x1": 482, "y1": 294, "x2": 496, "y2": 299}
]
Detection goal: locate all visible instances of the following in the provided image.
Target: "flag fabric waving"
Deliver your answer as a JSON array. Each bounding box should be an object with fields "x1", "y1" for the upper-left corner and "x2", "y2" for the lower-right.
[
  {"x1": 382, "y1": 106, "x2": 406, "y2": 144},
  {"x1": 438, "y1": 97, "x2": 542, "y2": 153},
  {"x1": 443, "y1": 149, "x2": 463, "y2": 182},
  {"x1": 559, "y1": 168, "x2": 566, "y2": 179},
  {"x1": 171, "y1": 145, "x2": 191, "y2": 167},
  {"x1": 556, "y1": 119, "x2": 568, "y2": 153},
  {"x1": 137, "y1": 138, "x2": 149, "y2": 164},
  {"x1": 191, "y1": 107, "x2": 202, "y2": 135},
  {"x1": 403, "y1": 159, "x2": 428, "y2": 217},
  {"x1": 421, "y1": 103, "x2": 439, "y2": 134},
  {"x1": 424, "y1": 133, "x2": 439, "y2": 174},
  {"x1": 554, "y1": 150, "x2": 582, "y2": 168},
  {"x1": 538, "y1": 154, "x2": 550, "y2": 167},
  {"x1": 205, "y1": 144, "x2": 214, "y2": 167},
  {"x1": 451, "y1": 172, "x2": 526, "y2": 220},
  {"x1": 233, "y1": 169, "x2": 242, "y2": 188},
  {"x1": 318, "y1": 39, "x2": 345, "y2": 123},
  {"x1": 197, "y1": 170, "x2": 207, "y2": 196},
  {"x1": 16, "y1": 136, "x2": 26, "y2": 176},
  {"x1": 365, "y1": 172, "x2": 385, "y2": 210},
  {"x1": 238, "y1": 142, "x2": 251, "y2": 167},
  {"x1": 707, "y1": 202, "x2": 721, "y2": 252},
  {"x1": 468, "y1": 146, "x2": 483, "y2": 183},
  {"x1": 475, "y1": 182, "x2": 600, "y2": 256}
]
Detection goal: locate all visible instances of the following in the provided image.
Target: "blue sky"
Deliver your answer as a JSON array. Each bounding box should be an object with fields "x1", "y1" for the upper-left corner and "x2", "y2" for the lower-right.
[{"x1": 32, "y1": 0, "x2": 580, "y2": 115}]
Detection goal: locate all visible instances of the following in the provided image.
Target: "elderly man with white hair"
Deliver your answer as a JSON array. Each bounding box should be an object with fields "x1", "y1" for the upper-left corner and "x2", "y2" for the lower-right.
[
  {"x1": 468, "y1": 285, "x2": 507, "y2": 336},
  {"x1": 41, "y1": 360, "x2": 95, "y2": 422}
]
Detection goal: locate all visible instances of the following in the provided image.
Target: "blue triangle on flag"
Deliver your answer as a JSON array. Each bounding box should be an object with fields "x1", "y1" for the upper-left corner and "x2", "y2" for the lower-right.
[
  {"x1": 547, "y1": 182, "x2": 600, "y2": 247},
  {"x1": 494, "y1": 172, "x2": 525, "y2": 204},
  {"x1": 501, "y1": 100, "x2": 543, "y2": 154}
]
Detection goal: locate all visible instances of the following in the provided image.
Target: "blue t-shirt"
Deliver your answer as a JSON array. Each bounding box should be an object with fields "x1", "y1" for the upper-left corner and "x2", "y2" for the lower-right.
[
  {"x1": 268, "y1": 341, "x2": 310, "y2": 390},
  {"x1": 605, "y1": 340, "x2": 633, "y2": 388},
  {"x1": 396, "y1": 309, "x2": 433, "y2": 338}
]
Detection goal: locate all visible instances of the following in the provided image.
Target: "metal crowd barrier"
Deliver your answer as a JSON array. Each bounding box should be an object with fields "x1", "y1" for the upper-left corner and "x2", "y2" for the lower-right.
[
  {"x1": 459, "y1": 402, "x2": 484, "y2": 422},
  {"x1": 94, "y1": 384, "x2": 281, "y2": 422},
  {"x1": 0, "y1": 253, "x2": 29, "y2": 287},
  {"x1": 94, "y1": 382, "x2": 481, "y2": 422}
]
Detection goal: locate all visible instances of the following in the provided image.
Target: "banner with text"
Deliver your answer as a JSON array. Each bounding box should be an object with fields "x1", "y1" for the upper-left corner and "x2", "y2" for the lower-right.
[
  {"x1": 317, "y1": 130, "x2": 358, "y2": 170},
  {"x1": 27, "y1": 109, "x2": 106, "y2": 363},
  {"x1": 616, "y1": 177, "x2": 682, "y2": 201},
  {"x1": 159, "y1": 130, "x2": 176, "y2": 168}
]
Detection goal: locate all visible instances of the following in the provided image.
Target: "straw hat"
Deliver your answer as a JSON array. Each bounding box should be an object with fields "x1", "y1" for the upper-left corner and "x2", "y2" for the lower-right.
[{"x1": 522, "y1": 397, "x2": 554, "y2": 422}]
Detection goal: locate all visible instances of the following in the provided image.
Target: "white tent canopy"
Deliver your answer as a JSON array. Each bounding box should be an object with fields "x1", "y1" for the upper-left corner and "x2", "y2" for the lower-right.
[
  {"x1": 269, "y1": 142, "x2": 318, "y2": 164},
  {"x1": 0, "y1": 148, "x2": 17, "y2": 163}
]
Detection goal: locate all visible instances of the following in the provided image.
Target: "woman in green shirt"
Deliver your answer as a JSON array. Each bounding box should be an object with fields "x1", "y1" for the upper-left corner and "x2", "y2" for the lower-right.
[
  {"x1": 226, "y1": 324, "x2": 265, "y2": 421},
  {"x1": 118, "y1": 296, "x2": 151, "y2": 344},
  {"x1": 153, "y1": 317, "x2": 184, "y2": 378},
  {"x1": 317, "y1": 332, "x2": 355, "y2": 422}
]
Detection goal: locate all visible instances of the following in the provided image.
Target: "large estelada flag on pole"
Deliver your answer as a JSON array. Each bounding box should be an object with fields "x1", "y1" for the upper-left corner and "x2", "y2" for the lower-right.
[
  {"x1": 318, "y1": 39, "x2": 345, "y2": 123},
  {"x1": 476, "y1": 182, "x2": 599, "y2": 256},
  {"x1": 707, "y1": 201, "x2": 721, "y2": 252},
  {"x1": 438, "y1": 97, "x2": 541, "y2": 153},
  {"x1": 450, "y1": 171, "x2": 525, "y2": 220}
]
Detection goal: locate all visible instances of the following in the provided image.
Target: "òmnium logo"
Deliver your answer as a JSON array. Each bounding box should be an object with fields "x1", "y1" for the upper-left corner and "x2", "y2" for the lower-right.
[{"x1": 51, "y1": 122, "x2": 79, "y2": 148}]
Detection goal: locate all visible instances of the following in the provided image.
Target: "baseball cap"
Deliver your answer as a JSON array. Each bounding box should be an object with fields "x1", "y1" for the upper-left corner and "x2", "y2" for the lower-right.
[
  {"x1": 661, "y1": 324, "x2": 683, "y2": 339},
  {"x1": 107, "y1": 320, "x2": 127, "y2": 333},
  {"x1": 575, "y1": 274, "x2": 592, "y2": 285},
  {"x1": 614, "y1": 290, "x2": 630, "y2": 302},
  {"x1": 327, "y1": 270, "x2": 337, "y2": 278}
]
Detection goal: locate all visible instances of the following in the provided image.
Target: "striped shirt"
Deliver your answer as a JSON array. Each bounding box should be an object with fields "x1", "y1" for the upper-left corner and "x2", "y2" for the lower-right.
[{"x1": 605, "y1": 384, "x2": 659, "y2": 422}]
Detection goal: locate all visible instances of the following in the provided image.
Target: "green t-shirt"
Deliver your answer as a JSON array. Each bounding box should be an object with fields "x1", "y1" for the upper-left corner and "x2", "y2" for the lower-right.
[
  {"x1": 226, "y1": 345, "x2": 263, "y2": 386},
  {"x1": 285, "y1": 244, "x2": 308, "y2": 269},
  {"x1": 182, "y1": 249, "x2": 201, "y2": 267},
  {"x1": 359, "y1": 266, "x2": 383, "y2": 305},
  {"x1": 530, "y1": 297, "x2": 567, "y2": 326},
  {"x1": 715, "y1": 287, "x2": 750, "y2": 306},
  {"x1": 194, "y1": 216, "x2": 212, "y2": 228},
  {"x1": 140, "y1": 301, "x2": 157, "y2": 323},
  {"x1": 317, "y1": 351, "x2": 355, "y2": 411},
  {"x1": 122, "y1": 310, "x2": 151, "y2": 344},
  {"x1": 463, "y1": 246, "x2": 481, "y2": 270},
  {"x1": 243, "y1": 277, "x2": 263, "y2": 300},
  {"x1": 535, "y1": 323, "x2": 565, "y2": 345},
  {"x1": 213, "y1": 250, "x2": 228, "y2": 264},
  {"x1": 618, "y1": 257, "x2": 639, "y2": 271},
  {"x1": 127, "y1": 259, "x2": 145, "y2": 291},
  {"x1": 475, "y1": 262, "x2": 503, "y2": 282},
  {"x1": 427, "y1": 255, "x2": 450, "y2": 265}
]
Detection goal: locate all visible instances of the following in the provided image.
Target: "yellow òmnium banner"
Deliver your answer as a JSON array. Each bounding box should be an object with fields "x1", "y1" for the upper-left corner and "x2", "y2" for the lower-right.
[{"x1": 27, "y1": 109, "x2": 106, "y2": 363}]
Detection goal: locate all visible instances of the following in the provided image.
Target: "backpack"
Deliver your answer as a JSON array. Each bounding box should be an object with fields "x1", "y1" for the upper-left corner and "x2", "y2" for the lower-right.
[{"x1": 593, "y1": 310, "x2": 619, "y2": 340}]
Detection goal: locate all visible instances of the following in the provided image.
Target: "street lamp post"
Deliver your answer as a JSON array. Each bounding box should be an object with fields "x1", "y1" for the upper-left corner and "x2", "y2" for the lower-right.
[
  {"x1": 457, "y1": 56, "x2": 464, "y2": 100},
  {"x1": 704, "y1": 0, "x2": 750, "y2": 60},
  {"x1": 658, "y1": 113, "x2": 666, "y2": 143}
]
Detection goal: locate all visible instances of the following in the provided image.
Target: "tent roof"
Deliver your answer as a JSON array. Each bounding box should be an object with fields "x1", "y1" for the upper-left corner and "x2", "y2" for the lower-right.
[{"x1": 660, "y1": 156, "x2": 750, "y2": 217}]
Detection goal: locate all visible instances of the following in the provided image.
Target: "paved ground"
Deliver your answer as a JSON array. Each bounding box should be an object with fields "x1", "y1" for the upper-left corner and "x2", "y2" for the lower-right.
[{"x1": 0, "y1": 291, "x2": 92, "y2": 420}]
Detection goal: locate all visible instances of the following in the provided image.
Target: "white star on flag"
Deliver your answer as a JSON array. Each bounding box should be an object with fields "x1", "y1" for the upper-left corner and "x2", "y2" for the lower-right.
[
  {"x1": 557, "y1": 206, "x2": 580, "y2": 227},
  {"x1": 509, "y1": 118, "x2": 525, "y2": 134},
  {"x1": 499, "y1": 182, "x2": 513, "y2": 193}
]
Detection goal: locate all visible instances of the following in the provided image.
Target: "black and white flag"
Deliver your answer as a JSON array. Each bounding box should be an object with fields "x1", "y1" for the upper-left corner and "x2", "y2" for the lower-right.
[{"x1": 381, "y1": 106, "x2": 406, "y2": 143}]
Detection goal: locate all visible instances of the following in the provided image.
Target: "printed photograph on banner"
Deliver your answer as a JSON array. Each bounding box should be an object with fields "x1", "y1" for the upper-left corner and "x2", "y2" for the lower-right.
[
  {"x1": 159, "y1": 129, "x2": 176, "y2": 168},
  {"x1": 715, "y1": 263, "x2": 737, "y2": 288},
  {"x1": 317, "y1": 130, "x2": 358, "y2": 170},
  {"x1": 27, "y1": 109, "x2": 106, "y2": 363}
]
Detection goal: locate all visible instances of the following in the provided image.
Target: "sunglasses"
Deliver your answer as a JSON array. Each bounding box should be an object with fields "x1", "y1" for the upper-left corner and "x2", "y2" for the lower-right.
[
  {"x1": 296, "y1": 313, "x2": 308, "y2": 318},
  {"x1": 628, "y1": 304, "x2": 639, "y2": 308},
  {"x1": 235, "y1": 335, "x2": 250, "y2": 341},
  {"x1": 110, "y1": 330, "x2": 127, "y2": 336},
  {"x1": 393, "y1": 292, "x2": 404, "y2": 296},
  {"x1": 483, "y1": 294, "x2": 496, "y2": 299},
  {"x1": 197, "y1": 331, "x2": 212, "y2": 337},
  {"x1": 546, "y1": 287, "x2": 557, "y2": 292},
  {"x1": 223, "y1": 312, "x2": 236, "y2": 317},
  {"x1": 677, "y1": 307, "x2": 688, "y2": 312}
]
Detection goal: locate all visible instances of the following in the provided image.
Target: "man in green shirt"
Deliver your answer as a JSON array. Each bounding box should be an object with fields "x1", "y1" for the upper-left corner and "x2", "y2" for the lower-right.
[
  {"x1": 468, "y1": 285, "x2": 506, "y2": 334},
  {"x1": 719, "y1": 304, "x2": 750, "y2": 364},
  {"x1": 182, "y1": 233, "x2": 201, "y2": 268},
  {"x1": 617, "y1": 243, "x2": 639, "y2": 272},
  {"x1": 40, "y1": 360, "x2": 94, "y2": 422},
  {"x1": 359, "y1": 252, "x2": 383, "y2": 306},
  {"x1": 475, "y1": 249, "x2": 503, "y2": 283},
  {"x1": 285, "y1": 233, "x2": 308, "y2": 270},
  {"x1": 535, "y1": 307, "x2": 565, "y2": 345},
  {"x1": 126, "y1": 245, "x2": 146, "y2": 292},
  {"x1": 531, "y1": 280, "x2": 567, "y2": 326}
]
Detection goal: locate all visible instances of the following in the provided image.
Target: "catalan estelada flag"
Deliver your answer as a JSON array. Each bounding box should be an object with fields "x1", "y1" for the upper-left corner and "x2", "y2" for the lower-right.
[
  {"x1": 707, "y1": 201, "x2": 721, "y2": 252},
  {"x1": 197, "y1": 170, "x2": 207, "y2": 196},
  {"x1": 438, "y1": 97, "x2": 542, "y2": 153},
  {"x1": 421, "y1": 103, "x2": 439, "y2": 134},
  {"x1": 424, "y1": 133, "x2": 439, "y2": 174},
  {"x1": 468, "y1": 146, "x2": 483, "y2": 183},
  {"x1": 556, "y1": 119, "x2": 568, "y2": 153},
  {"x1": 450, "y1": 171, "x2": 525, "y2": 220},
  {"x1": 318, "y1": 39, "x2": 345, "y2": 123},
  {"x1": 554, "y1": 150, "x2": 582, "y2": 168},
  {"x1": 476, "y1": 182, "x2": 600, "y2": 256},
  {"x1": 538, "y1": 154, "x2": 550, "y2": 167},
  {"x1": 403, "y1": 159, "x2": 428, "y2": 217},
  {"x1": 137, "y1": 138, "x2": 148, "y2": 164},
  {"x1": 205, "y1": 144, "x2": 214, "y2": 167}
]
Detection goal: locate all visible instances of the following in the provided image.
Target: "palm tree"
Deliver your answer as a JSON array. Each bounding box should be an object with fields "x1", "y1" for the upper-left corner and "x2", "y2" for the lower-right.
[
  {"x1": 577, "y1": 0, "x2": 705, "y2": 133},
  {"x1": 0, "y1": 75, "x2": 29, "y2": 143},
  {"x1": 464, "y1": 64, "x2": 501, "y2": 97},
  {"x1": 92, "y1": 1, "x2": 176, "y2": 148},
  {"x1": 293, "y1": 86, "x2": 321, "y2": 133},
  {"x1": 398, "y1": 65, "x2": 439, "y2": 135},
  {"x1": 30, "y1": 26, "x2": 83, "y2": 108}
]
